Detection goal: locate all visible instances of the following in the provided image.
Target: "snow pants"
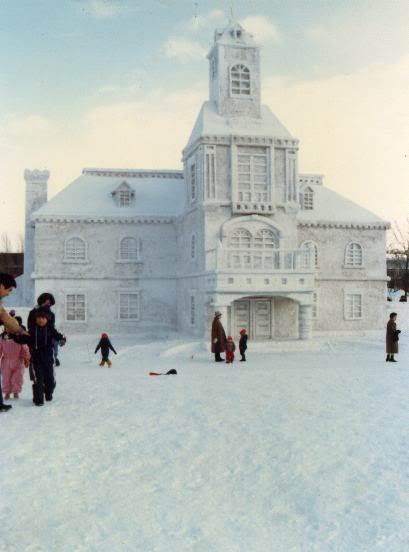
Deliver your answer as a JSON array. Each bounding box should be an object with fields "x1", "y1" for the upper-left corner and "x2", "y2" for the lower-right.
[
  {"x1": 226, "y1": 351, "x2": 235, "y2": 363},
  {"x1": 32, "y1": 358, "x2": 56, "y2": 405},
  {"x1": 1, "y1": 359, "x2": 25, "y2": 394}
]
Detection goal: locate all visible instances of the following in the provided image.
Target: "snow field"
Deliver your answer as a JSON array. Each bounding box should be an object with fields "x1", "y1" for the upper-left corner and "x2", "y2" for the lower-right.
[{"x1": 1, "y1": 308, "x2": 408, "y2": 551}]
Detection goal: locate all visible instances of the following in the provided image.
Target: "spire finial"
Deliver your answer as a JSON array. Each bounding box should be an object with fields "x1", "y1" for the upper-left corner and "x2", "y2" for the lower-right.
[{"x1": 229, "y1": 0, "x2": 235, "y2": 23}]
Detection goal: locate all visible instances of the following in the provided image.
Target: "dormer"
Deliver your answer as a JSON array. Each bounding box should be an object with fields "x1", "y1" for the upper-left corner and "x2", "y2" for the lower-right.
[
  {"x1": 111, "y1": 181, "x2": 135, "y2": 207},
  {"x1": 207, "y1": 22, "x2": 261, "y2": 118}
]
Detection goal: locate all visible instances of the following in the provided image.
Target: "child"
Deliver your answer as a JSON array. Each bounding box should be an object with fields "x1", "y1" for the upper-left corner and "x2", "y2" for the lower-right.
[
  {"x1": 239, "y1": 329, "x2": 248, "y2": 362},
  {"x1": 225, "y1": 336, "x2": 236, "y2": 364},
  {"x1": 15, "y1": 308, "x2": 66, "y2": 406},
  {"x1": 95, "y1": 333, "x2": 117, "y2": 367},
  {"x1": 0, "y1": 332, "x2": 30, "y2": 400}
]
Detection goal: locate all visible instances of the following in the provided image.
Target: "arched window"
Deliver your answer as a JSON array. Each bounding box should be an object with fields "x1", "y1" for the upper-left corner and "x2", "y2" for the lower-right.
[
  {"x1": 119, "y1": 237, "x2": 139, "y2": 261},
  {"x1": 191, "y1": 234, "x2": 196, "y2": 258},
  {"x1": 230, "y1": 64, "x2": 250, "y2": 96},
  {"x1": 301, "y1": 241, "x2": 319, "y2": 269},
  {"x1": 64, "y1": 237, "x2": 86, "y2": 261},
  {"x1": 302, "y1": 187, "x2": 314, "y2": 210},
  {"x1": 227, "y1": 227, "x2": 279, "y2": 270},
  {"x1": 345, "y1": 243, "x2": 363, "y2": 267}
]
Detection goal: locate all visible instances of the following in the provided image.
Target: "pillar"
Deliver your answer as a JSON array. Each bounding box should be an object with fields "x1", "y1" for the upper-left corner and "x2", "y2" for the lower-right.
[{"x1": 299, "y1": 304, "x2": 312, "y2": 340}]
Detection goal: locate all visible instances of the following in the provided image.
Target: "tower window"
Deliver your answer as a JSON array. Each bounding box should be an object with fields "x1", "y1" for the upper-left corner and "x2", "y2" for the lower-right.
[
  {"x1": 230, "y1": 64, "x2": 251, "y2": 96},
  {"x1": 302, "y1": 187, "x2": 314, "y2": 210}
]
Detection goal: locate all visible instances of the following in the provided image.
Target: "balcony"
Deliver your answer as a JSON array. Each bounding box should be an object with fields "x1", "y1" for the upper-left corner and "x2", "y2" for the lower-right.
[{"x1": 204, "y1": 247, "x2": 315, "y2": 294}]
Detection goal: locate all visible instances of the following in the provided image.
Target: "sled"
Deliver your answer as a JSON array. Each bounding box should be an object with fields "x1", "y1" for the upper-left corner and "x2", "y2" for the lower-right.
[{"x1": 149, "y1": 369, "x2": 177, "y2": 376}]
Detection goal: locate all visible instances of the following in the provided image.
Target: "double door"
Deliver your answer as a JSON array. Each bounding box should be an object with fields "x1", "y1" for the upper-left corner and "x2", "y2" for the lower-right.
[{"x1": 233, "y1": 299, "x2": 272, "y2": 340}]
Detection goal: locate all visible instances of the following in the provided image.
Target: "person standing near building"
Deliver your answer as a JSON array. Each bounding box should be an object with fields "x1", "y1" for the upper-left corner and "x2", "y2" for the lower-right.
[
  {"x1": 0, "y1": 273, "x2": 28, "y2": 412},
  {"x1": 386, "y1": 312, "x2": 400, "y2": 362},
  {"x1": 27, "y1": 292, "x2": 61, "y2": 367},
  {"x1": 211, "y1": 311, "x2": 226, "y2": 362}
]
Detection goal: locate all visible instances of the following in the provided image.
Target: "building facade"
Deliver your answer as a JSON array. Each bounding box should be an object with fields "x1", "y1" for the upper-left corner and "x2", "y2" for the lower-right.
[{"x1": 24, "y1": 23, "x2": 389, "y2": 340}]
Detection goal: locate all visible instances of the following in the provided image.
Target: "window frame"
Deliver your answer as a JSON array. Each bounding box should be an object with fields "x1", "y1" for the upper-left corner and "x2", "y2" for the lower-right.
[
  {"x1": 118, "y1": 290, "x2": 140, "y2": 322},
  {"x1": 302, "y1": 186, "x2": 314, "y2": 210},
  {"x1": 343, "y1": 291, "x2": 363, "y2": 320},
  {"x1": 65, "y1": 292, "x2": 87, "y2": 323},
  {"x1": 300, "y1": 240, "x2": 319, "y2": 269},
  {"x1": 117, "y1": 237, "x2": 140, "y2": 263},
  {"x1": 344, "y1": 242, "x2": 363, "y2": 268},
  {"x1": 63, "y1": 236, "x2": 88, "y2": 263},
  {"x1": 230, "y1": 64, "x2": 251, "y2": 97}
]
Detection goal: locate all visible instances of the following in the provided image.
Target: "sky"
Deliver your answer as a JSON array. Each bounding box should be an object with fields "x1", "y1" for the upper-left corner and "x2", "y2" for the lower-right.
[{"x1": 0, "y1": 0, "x2": 408, "y2": 246}]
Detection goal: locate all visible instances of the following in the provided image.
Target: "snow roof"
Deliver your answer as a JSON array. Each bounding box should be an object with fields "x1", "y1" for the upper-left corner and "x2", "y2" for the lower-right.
[
  {"x1": 297, "y1": 178, "x2": 388, "y2": 226},
  {"x1": 185, "y1": 101, "x2": 293, "y2": 151},
  {"x1": 33, "y1": 169, "x2": 185, "y2": 219}
]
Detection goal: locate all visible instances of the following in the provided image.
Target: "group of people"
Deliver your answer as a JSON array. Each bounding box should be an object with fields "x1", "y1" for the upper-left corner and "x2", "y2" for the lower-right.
[{"x1": 211, "y1": 311, "x2": 248, "y2": 363}]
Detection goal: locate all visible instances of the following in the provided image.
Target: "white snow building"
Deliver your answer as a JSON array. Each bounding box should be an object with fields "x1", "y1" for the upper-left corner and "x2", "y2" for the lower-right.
[{"x1": 23, "y1": 23, "x2": 389, "y2": 340}]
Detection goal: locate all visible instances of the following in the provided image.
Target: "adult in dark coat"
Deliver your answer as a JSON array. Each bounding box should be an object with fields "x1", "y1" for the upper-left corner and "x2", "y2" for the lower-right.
[
  {"x1": 211, "y1": 311, "x2": 226, "y2": 362},
  {"x1": 386, "y1": 312, "x2": 400, "y2": 362}
]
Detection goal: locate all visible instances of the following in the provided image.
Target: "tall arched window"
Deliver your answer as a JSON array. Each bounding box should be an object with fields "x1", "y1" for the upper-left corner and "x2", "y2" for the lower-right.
[
  {"x1": 119, "y1": 237, "x2": 139, "y2": 261},
  {"x1": 64, "y1": 237, "x2": 87, "y2": 261},
  {"x1": 301, "y1": 241, "x2": 319, "y2": 269},
  {"x1": 302, "y1": 187, "x2": 314, "y2": 210},
  {"x1": 230, "y1": 64, "x2": 250, "y2": 96},
  {"x1": 345, "y1": 243, "x2": 363, "y2": 267},
  {"x1": 228, "y1": 228, "x2": 252, "y2": 269}
]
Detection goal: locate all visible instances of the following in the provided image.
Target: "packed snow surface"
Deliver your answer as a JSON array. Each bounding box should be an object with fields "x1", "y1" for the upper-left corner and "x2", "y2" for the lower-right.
[{"x1": 1, "y1": 306, "x2": 408, "y2": 551}]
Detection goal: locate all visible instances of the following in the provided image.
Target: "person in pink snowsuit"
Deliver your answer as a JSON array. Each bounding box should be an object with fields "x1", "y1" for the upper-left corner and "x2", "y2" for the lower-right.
[{"x1": 0, "y1": 334, "x2": 30, "y2": 399}]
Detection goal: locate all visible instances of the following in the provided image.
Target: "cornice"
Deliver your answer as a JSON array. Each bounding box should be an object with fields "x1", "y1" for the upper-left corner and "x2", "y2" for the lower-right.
[
  {"x1": 183, "y1": 135, "x2": 299, "y2": 159},
  {"x1": 297, "y1": 221, "x2": 390, "y2": 230},
  {"x1": 33, "y1": 215, "x2": 176, "y2": 225},
  {"x1": 82, "y1": 168, "x2": 184, "y2": 179}
]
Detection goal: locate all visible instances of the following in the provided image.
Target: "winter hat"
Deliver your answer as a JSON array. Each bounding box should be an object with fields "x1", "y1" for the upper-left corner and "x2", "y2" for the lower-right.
[
  {"x1": 239, "y1": 329, "x2": 247, "y2": 335},
  {"x1": 227, "y1": 336, "x2": 232, "y2": 341},
  {"x1": 101, "y1": 332, "x2": 108, "y2": 338},
  {"x1": 214, "y1": 311, "x2": 222, "y2": 317}
]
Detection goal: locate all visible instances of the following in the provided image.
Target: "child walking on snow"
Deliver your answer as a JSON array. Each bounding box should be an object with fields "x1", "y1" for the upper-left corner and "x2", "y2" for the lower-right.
[
  {"x1": 95, "y1": 333, "x2": 117, "y2": 367},
  {"x1": 225, "y1": 336, "x2": 236, "y2": 364},
  {"x1": 239, "y1": 329, "x2": 248, "y2": 362},
  {"x1": 0, "y1": 332, "x2": 30, "y2": 399}
]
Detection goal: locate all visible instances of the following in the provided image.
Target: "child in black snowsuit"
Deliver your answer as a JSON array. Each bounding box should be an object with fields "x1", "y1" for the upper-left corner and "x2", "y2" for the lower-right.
[
  {"x1": 16, "y1": 308, "x2": 66, "y2": 406},
  {"x1": 95, "y1": 333, "x2": 117, "y2": 367},
  {"x1": 239, "y1": 329, "x2": 248, "y2": 362}
]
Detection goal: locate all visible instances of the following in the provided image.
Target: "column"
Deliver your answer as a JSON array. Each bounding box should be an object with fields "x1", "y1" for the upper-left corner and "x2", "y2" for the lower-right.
[{"x1": 299, "y1": 304, "x2": 312, "y2": 340}]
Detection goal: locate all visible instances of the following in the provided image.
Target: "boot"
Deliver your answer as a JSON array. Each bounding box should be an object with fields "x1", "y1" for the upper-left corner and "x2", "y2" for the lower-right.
[
  {"x1": 4, "y1": 393, "x2": 10, "y2": 400},
  {"x1": 107, "y1": 359, "x2": 112, "y2": 368},
  {"x1": 13, "y1": 393, "x2": 19, "y2": 399},
  {"x1": 390, "y1": 355, "x2": 397, "y2": 362},
  {"x1": 0, "y1": 403, "x2": 12, "y2": 412},
  {"x1": 55, "y1": 358, "x2": 60, "y2": 367},
  {"x1": 99, "y1": 360, "x2": 105, "y2": 367},
  {"x1": 386, "y1": 355, "x2": 391, "y2": 362}
]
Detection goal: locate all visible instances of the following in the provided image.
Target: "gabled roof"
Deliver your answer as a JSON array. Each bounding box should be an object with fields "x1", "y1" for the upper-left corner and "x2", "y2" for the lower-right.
[
  {"x1": 185, "y1": 101, "x2": 294, "y2": 152},
  {"x1": 297, "y1": 178, "x2": 388, "y2": 227},
  {"x1": 33, "y1": 169, "x2": 185, "y2": 219}
]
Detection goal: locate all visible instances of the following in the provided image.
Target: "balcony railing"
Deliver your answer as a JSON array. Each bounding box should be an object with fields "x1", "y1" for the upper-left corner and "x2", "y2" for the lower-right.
[{"x1": 206, "y1": 247, "x2": 313, "y2": 273}]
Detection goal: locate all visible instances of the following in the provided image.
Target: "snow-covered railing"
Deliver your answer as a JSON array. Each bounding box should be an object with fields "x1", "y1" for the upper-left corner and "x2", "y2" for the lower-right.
[{"x1": 218, "y1": 248, "x2": 313, "y2": 272}]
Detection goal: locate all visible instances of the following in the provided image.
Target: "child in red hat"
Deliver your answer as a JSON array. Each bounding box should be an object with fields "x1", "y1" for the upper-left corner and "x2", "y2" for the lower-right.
[
  {"x1": 225, "y1": 336, "x2": 236, "y2": 364},
  {"x1": 95, "y1": 333, "x2": 117, "y2": 367}
]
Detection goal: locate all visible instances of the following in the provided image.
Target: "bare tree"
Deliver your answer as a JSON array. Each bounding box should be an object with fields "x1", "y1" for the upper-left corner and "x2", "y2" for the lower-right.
[
  {"x1": 15, "y1": 233, "x2": 24, "y2": 253},
  {"x1": 0, "y1": 232, "x2": 12, "y2": 252},
  {"x1": 388, "y1": 219, "x2": 409, "y2": 300}
]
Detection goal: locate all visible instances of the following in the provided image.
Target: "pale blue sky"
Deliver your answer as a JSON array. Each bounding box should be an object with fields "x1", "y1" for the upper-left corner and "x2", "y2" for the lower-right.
[{"x1": 0, "y1": 0, "x2": 408, "y2": 242}]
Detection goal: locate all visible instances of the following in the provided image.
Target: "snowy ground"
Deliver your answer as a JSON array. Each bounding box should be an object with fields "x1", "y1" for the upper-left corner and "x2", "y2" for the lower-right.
[{"x1": 1, "y1": 306, "x2": 408, "y2": 552}]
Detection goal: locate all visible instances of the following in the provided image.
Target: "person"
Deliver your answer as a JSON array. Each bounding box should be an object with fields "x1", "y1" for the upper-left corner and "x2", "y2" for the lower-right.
[
  {"x1": 225, "y1": 336, "x2": 236, "y2": 363},
  {"x1": 239, "y1": 328, "x2": 248, "y2": 362},
  {"x1": 0, "y1": 331, "x2": 30, "y2": 400},
  {"x1": 0, "y1": 273, "x2": 28, "y2": 412},
  {"x1": 9, "y1": 309, "x2": 16, "y2": 317},
  {"x1": 16, "y1": 308, "x2": 66, "y2": 406},
  {"x1": 94, "y1": 333, "x2": 117, "y2": 367},
  {"x1": 27, "y1": 292, "x2": 61, "y2": 368},
  {"x1": 386, "y1": 312, "x2": 400, "y2": 362},
  {"x1": 211, "y1": 311, "x2": 226, "y2": 362}
]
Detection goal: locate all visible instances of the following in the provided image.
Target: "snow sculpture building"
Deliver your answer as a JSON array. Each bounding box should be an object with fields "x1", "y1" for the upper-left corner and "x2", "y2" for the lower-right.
[{"x1": 25, "y1": 23, "x2": 389, "y2": 339}]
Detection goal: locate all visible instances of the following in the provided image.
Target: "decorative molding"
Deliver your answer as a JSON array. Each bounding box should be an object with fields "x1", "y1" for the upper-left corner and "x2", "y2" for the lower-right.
[
  {"x1": 298, "y1": 221, "x2": 390, "y2": 230},
  {"x1": 82, "y1": 168, "x2": 183, "y2": 179},
  {"x1": 33, "y1": 215, "x2": 175, "y2": 224},
  {"x1": 299, "y1": 174, "x2": 323, "y2": 186}
]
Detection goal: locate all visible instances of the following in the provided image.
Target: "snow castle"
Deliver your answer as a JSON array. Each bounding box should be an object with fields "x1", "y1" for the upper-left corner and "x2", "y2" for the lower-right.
[{"x1": 23, "y1": 22, "x2": 389, "y2": 340}]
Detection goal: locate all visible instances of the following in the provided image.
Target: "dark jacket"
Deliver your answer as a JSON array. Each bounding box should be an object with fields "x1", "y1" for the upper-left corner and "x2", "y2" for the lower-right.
[
  {"x1": 16, "y1": 325, "x2": 64, "y2": 364},
  {"x1": 211, "y1": 317, "x2": 226, "y2": 353},
  {"x1": 95, "y1": 338, "x2": 117, "y2": 359},
  {"x1": 386, "y1": 319, "x2": 399, "y2": 354},
  {"x1": 27, "y1": 305, "x2": 56, "y2": 334},
  {"x1": 239, "y1": 334, "x2": 248, "y2": 352}
]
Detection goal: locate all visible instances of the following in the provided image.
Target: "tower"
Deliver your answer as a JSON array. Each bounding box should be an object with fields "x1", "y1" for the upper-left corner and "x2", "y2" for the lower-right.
[
  {"x1": 207, "y1": 22, "x2": 261, "y2": 118},
  {"x1": 23, "y1": 169, "x2": 49, "y2": 305}
]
